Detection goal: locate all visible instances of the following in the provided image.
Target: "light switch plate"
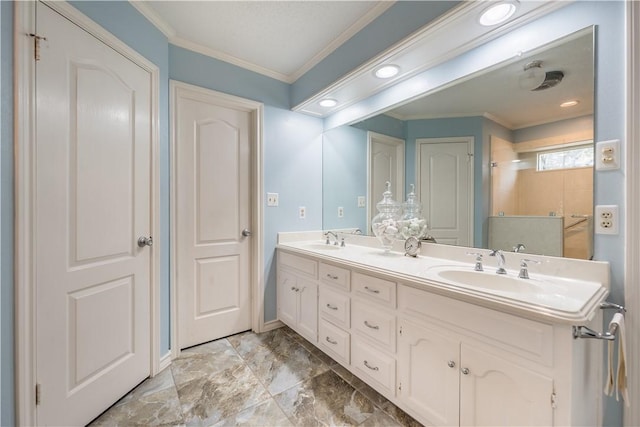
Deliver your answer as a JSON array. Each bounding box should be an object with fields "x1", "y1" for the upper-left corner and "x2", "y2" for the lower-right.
[
  {"x1": 595, "y1": 139, "x2": 620, "y2": 170},
  {"x1": 357, "y1": 196, "x2": 366, "y2": 208}
]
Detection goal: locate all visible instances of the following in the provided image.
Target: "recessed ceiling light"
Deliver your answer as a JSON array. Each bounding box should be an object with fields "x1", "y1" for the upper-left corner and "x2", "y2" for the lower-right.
[
  {"x1": 374, "y1": 64, "x2": 400, "y2": 79},
  {"x1": 319, "y1": 98, "x2": 338, "y2": 108},
  {"x1": 560, "y1": 100, "x2": 580, "y2": 108},
  {"x1": 479, "y1": 1, "x2": 518, "y2": 26}
]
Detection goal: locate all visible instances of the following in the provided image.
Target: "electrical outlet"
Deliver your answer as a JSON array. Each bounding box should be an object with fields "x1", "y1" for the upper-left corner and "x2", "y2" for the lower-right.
[
  {"x1": 338, "y1": 207, "x2": 344, "y2": 218},
  {"x1": 357, "y1": 196, "x2": 366, "y2": 208},
  {"x1": 595, "y1": 140, "x2": 621, "y2": 171},
  {"x1": 298, "y1": 206, "x2": 306, "y2": 219},
  {"x1": 267, "y1": 193, "x2": 279, "y2": 207},
  {"x1": 595, "y1": 205, "x2": 619, "y2": 234}
]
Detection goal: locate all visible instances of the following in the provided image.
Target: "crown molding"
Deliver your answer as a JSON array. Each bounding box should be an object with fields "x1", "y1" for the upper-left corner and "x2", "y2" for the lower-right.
[{"x1": 129, "y1": 1, "x2": 176, "y2": 39}]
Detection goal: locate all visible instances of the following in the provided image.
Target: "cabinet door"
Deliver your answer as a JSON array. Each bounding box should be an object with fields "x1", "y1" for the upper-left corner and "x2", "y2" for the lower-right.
[
  {"x1": 397, "y1": 320, "x2": 460, "y2": 427},
  {"x1": 459, "y1": 344, "x2": 553, "y2": 426},
  {"x1": 296, "y1": 278, "x2": 318, "y2": 342},
  {"x1": 277, "y1": 270, "x2": 297, "y2": 328}
]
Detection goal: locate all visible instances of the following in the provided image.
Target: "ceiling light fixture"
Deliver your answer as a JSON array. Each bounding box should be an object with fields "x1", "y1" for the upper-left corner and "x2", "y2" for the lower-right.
[
  {"x1": 560, "y1": 100, "x2": 580, "y2": 108},
  {"x1": 319, "y1": 98, "x2": 338, "y2": 108},
  {"x1": 374, "y1": 64, "x2": 400, "y2": 79},
  {"x1": 478, "y1": 1, "x2": 518, "y2": 26}
]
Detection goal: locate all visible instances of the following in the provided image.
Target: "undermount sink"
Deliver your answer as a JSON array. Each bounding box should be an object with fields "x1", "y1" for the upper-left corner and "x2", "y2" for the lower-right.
[
  {"x1": 302, "y1": 243, "x2": 342, "y2": 251},
  {"x1": 436, "y1": 269, "x2": 543, "y2": 293}
]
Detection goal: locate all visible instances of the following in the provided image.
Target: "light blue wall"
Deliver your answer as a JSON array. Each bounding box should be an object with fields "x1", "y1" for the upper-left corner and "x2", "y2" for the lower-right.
[
  {"x1": 323, "y1": 125, "x2": 368, "y2": 232},
  {"x1": 0, "y1": 2, "x2": 14, "y2": 425},
  {"x1": 262, "y1": 107, "x2": 323, "y2": 321}
]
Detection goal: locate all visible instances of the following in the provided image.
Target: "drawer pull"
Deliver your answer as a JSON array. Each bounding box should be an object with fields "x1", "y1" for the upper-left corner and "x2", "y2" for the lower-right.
[
  {"x1": 364, "y1": 360, "x2": 379, "y2": 371},
  {"x1": 461, "y1": 367, "x2": 470, "y2": 375},
  {"x1": 291, "y1": 286, "x2": 300, "y2": 292},
  {"x1": 447, "y1": 360, "x2": 456, "y2": 368},
  {"x1": 325, "y1": 336, "x2": 338, "y2": 345},
  {"x1": 326, "y1": 273, "x2": 339, "y2": 280},
  {"x1": 364, "y1": 320, "x2": 379, "y2": 330},
  {"x1": 364, "y1": 286, "x2": 380, "y2": 294},
  {"x1": 326, "y1": 303, "x2": 338, "y2": 311}
]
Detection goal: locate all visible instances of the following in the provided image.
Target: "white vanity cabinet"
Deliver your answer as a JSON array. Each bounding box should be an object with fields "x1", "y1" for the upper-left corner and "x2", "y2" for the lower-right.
[
  {"x1": 275, "y1": 246, "x2": 605, "y2": 427},
  {"x1": 397, "y1": 319, "x2": 553, "y2": 427},
  {"x1": 277, "y1": 252, "x2": 318, "y2": 342}
]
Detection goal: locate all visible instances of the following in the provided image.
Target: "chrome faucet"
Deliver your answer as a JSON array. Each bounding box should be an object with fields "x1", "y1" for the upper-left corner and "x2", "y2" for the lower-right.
[
  {"x1": 489, "y1": 249, "x2": 507, "y2": 274},
  {"x1": 518, "y1": 258, "x2": 541, "y2": 279},
  {"x1": 466, "y1": 252, "x2": 484, "y2": 271},
  {"x1": 324, "y1": 231, "x2": 339, "y2": 245},
  {"x1": 513, "y1": 243, "x2": 526, "y2": 253}
]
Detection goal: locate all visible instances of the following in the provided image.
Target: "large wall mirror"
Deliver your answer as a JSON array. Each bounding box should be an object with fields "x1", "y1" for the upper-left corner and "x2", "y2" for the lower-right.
[{"x1": 322, "y1": 26, "x2": 594, "y2": 259}]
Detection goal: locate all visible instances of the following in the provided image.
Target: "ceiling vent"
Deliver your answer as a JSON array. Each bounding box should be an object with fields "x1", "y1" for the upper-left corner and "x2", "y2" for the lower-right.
[{"x1": 531, "y1": 70, "x2": 565, "y2": 91}]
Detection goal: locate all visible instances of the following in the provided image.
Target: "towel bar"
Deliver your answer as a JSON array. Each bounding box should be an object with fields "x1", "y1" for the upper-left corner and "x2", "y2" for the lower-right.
[{"x1": 572, "y1": 301, "x2": 626, "y2": 340}]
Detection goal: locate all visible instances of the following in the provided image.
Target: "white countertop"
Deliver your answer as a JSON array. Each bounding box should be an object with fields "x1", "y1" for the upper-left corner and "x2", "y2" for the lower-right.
[{"x1": 277, "y1": 232, "x2": 610, "y2": 325}]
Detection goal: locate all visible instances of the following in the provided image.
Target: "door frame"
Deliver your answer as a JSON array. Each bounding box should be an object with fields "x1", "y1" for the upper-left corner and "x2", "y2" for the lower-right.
[
  {"x1": 366, "y1": 132, "x2": 405, "y2": 234},
  {"x1": 14, "y1": 2, "x2": 161, "y2": 424},
  {"x1": 415, "y1": 136, "x2": 475, "y2": 246},
  {"x1": 625, "y1": 1, "x2": 639, "y2": 426},
  {"x1": 169, "y1": 80, "x2": 264, "y2": 359}
]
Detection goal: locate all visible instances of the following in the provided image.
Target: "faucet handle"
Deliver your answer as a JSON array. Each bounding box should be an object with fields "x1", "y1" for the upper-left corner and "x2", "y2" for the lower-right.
[
  {"x1": 466, "y1": 252, "x2": 484, "y2": 271},
  {"x1": 519, "y1": 258, "x2": 541, "y2": 279}
]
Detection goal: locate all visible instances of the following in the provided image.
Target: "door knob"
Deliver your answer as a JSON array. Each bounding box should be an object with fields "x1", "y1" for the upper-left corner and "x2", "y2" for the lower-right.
[
  {"x1": 137, "y1": 236, "x2": 153, "y2": 247},
  {"x1": 242, "y1": 228, "x2": 252, "y2": 237}
]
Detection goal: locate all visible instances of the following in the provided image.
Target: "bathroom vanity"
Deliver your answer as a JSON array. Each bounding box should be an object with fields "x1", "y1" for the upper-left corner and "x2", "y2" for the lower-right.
[{"x1": 276, "y1": 232, "x2": 609, "y2": 426}]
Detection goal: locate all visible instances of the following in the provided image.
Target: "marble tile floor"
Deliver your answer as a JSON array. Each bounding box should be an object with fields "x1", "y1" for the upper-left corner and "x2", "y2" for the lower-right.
[{"x1": 90, "y1": 327, "x2": 423, "y2": 427}]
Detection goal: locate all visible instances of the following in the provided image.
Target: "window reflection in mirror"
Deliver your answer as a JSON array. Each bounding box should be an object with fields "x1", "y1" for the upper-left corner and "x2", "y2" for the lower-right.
[{"x1": 322, "y1": 27, "x2": 594, "y2": 259}]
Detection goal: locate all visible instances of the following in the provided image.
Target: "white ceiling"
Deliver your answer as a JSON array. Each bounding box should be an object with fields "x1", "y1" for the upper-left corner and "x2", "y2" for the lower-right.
[
  {"x1": 131, "y1": 0, "x2": 392, "y2": 83},
  {"x1": 386, "y1": 29, "x2": 594, "y2": 129},
  {"x1": 131, "y1": 1, "x2": 589, "y2": 129}
]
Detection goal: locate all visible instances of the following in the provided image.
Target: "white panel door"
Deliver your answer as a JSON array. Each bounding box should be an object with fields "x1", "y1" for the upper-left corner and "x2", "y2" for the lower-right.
[
  {"x1": 368, "y1": 132, "x2": 405, "y2": 234},
  {"x1": 417, "y1": 138, "x2": 474, "y2": 246},
  {"x1": 35, "y1": 4, "x2": 152, "y2": 425},
  {"x1": 174, "y1": 85, "x2": 252, "y2": 349}
]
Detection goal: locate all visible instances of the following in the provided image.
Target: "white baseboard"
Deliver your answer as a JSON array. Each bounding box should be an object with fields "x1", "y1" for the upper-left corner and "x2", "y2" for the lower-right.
[
  {"x1": 262, "y1": 319, "x2": 284, "y2": 332},
  {"x1": 158, "y1": 351, "x2": 172, "y2": 372}
]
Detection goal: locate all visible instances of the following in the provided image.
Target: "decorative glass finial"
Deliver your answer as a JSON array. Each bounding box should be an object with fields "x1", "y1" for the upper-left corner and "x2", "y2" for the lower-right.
[
  {"x1": 371, "y1": 181, "x2": 402, "y2": 252},
  {"x1": 399, "y1": 184, "x2": 428, "y2": 240}
]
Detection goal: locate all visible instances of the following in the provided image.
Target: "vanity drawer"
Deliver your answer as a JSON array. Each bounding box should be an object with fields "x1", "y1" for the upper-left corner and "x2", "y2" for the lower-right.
[
  {"x1": 279, "y1": 251, "x2": 318, "y2": 279},
  {"x1": 319, "y1": 287, "x2": 350, "y2": 328},
  {"x1": 320, "y1": 262, "x2": 351, "y2": 291},
  {"x1": 319, "y1": 319, "x2": 350, "y2": 364},
  {"x1": 352, "y1": 300, "x2": 396, "y2": 352},
  {"x1": 352, "y1": 337, "x2": 396, "y2": 396},
  {"x1": 353, "y1": 272, "x2": 396, "y2": 308}
]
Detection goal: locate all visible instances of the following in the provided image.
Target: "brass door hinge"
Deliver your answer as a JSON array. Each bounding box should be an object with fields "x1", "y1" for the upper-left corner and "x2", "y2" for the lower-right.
[
  {"x1": 28, "y1": 33, "x2": 47, "y2": 61},
  {"x1": 35, "y1": 383, "x2": 41, "y2": 405}
]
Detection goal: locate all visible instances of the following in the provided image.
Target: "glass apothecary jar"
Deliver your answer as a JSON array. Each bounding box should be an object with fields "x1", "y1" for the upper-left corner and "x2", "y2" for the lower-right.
[
  {"x1": 371, "y1": 181, "x2": 402, "y2": 252},
  {"x1": 399, "y1": 184, "x2": 428, "y2": 240}
]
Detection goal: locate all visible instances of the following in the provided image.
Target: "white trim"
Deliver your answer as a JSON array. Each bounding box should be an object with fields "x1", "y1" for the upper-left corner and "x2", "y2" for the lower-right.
[
  {"x1": 624, "y1": 1, "x2": 639, "y2": 425},
  {"x1": 262, "y1": 319, "x2": 285, "y2": 333},
  {"x1": 158, "y1": 351, "x2": 172, "y2": 373},
  {"x1": 15, "y1": 2, "x2": 161, "y2": 424},
  {"x1": 415, "y1": 137, "x2": 475, "y2": 247},
  {"x1": 128, "y1": 0, "x2": 176, "y2": 39},
  {"x1": 366, "y1": 132, "x2": 406, "y2": 236},
  {"x1": 169, "y1": 80, "x2": 264, "y2": 360}
]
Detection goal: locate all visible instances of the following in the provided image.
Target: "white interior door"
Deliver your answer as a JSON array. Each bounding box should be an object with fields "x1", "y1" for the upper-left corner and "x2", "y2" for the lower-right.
[
  {"x1": 35, "y1": 3, "x2": 152, "y2": 425},
  {"x1": 367, "y1": 132, "x2": 405, "y2": 234},
  {"x1": 173, "y1": 83, "x2": 253, "y2": 349},
  {"x1": 417, "y1": 137, "x2": 474, "y2": 246}
]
